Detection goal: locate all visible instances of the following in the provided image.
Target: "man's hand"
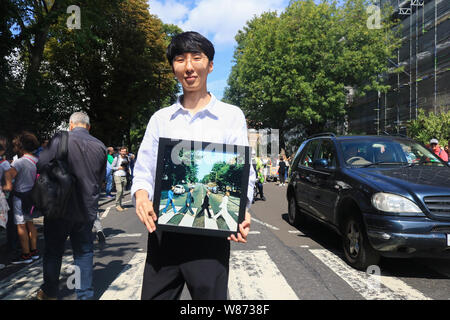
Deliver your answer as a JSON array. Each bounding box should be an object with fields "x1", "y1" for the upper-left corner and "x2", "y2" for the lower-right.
[
  {"x1": 228, "y1": 211, "x2": 251, "y2": 243},
  {"x1": 135, "y1": 190, "x2": 158, "y2": 233}
]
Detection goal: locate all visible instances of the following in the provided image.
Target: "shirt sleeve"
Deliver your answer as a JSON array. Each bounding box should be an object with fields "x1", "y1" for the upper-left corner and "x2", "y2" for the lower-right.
[
  {"x1": 131, "y1": 114, "x2": 160, "y2": 205},
  {"x1": 111, "y1": 157, "x2": 119, "y2": 170},
  {"x1": 1, "y1": 161, "x2": 11, "y2": 171},
  {"x1": 11, "y1": 158, "x2": 23, "y2": 172}
]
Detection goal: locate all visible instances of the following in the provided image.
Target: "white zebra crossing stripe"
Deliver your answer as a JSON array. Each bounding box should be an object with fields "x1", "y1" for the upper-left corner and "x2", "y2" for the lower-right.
[
  {"x1": 158, "y1": 205, "x2": 239, "y2": 231},
  {"x1": 228, "y1": 250, "x2": 298, "y2": 300},
  {"x1": 157, "y1": 206, "x2": 183, "y2": 224},
  {"x1": 204, "y1": 215, "x2": 219, "y2": 230},
  {"x1": 179, "y1": 213, "x2": 196, "y2": 227},
  {"x1": 250, "y1": 217, "x2": 280, "y2": 230},
  {"x1": 309, "y1": 249, "x2": 432, "y2": 300},
  {"x1": 216, "y1": 210, "x2": 237, "y2": 231},
  {"x1": 100, "y1": 252, "x2": 146, "y2": 300}
]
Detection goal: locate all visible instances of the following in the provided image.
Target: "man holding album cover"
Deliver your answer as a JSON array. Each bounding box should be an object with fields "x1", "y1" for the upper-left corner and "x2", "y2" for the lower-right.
[{"x1": 131, "y1": 31, "x2": 256, "y2": 300}]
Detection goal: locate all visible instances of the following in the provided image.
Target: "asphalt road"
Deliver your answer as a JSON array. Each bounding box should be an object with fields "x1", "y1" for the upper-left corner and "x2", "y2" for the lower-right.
[{"x1": 0, "y1": 183, "x2": 449, "y2": 300}]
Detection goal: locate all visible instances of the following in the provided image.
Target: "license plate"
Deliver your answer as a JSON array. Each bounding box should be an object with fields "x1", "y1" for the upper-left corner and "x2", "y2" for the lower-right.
[{"x1": 448, "y1": 234, "x2": 450, "y2": 246}]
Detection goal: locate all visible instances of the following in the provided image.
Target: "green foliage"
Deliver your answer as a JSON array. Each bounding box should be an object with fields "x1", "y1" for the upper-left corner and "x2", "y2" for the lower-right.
[
  {"x1": 224, "y1": 0, "x2": 401, "y2": 142},
  {"x1": 44, "y1": 0, "x2": 177, "y2": 148},
  {"x1": 0, "y1": 0, "x2": 75, "y2": 140},
  {"x1": 407, "y1": 109, "x2": 450, "y2": 147},
  {"x1": 1, "y1": 0, "x2": 178, "y2": 151},
  {"x1": 162, "y1": 148, "x2": 198, "y2": 189},
  {"x1": 205, "y1": 161, "x2": 243, "y2": 192}
]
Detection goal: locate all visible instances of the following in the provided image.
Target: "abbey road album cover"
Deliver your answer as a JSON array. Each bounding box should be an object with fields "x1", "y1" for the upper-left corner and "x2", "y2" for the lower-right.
[{"x1": 153, "y1": 138, "x2": 250, "y2": 238}]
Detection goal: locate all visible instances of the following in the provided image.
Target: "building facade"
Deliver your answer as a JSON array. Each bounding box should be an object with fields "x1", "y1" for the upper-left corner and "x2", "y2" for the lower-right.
[{"x1": 348, "y1": 0, "x2": 450, "y2": 135}]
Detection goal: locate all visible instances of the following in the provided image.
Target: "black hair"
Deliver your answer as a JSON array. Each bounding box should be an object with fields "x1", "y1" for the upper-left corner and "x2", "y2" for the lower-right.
[{"x1": 166, "y1": 31, "x2": 215, "y2": 64}]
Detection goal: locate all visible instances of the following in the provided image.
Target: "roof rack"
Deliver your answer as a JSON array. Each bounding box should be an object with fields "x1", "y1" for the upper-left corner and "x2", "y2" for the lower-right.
[{"x1": 307, "y1": 132, "x2": 336, "y2": 139}]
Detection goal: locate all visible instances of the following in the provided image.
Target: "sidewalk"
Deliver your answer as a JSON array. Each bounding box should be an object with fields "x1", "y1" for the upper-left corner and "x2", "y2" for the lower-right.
[{"x1": 0, "y1": 191, "x2": 131, "y2": 252}]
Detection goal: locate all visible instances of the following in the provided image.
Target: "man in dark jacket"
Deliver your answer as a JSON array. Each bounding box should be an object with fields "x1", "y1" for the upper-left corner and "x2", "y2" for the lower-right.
[
  {"x1": 179, "y1": 187, "x2": 195, "y2": 216},
  {"x1": 196, "y1": 189, "x2": 213, "y2": 218},
  {"x1": 35, "y1": 112, "x2": 107, "y2": 300}
]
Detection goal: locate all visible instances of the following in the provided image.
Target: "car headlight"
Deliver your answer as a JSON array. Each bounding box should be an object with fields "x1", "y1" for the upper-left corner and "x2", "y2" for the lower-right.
[{"x1": 371, "y1": 193, "x2": 423, "y2": 214}]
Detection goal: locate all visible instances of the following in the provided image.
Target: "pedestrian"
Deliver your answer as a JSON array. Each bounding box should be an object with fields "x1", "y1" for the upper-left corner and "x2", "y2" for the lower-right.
[
  {"x1": 132, "y1": 31, "x2": 255, "y2": 300},
  {"x1": 252, "y1": 152, "x2": 266, "y2": 201},
  {"x1": 127, "y1": 152, "x2": 135, "y2": 191},
  {"x1": 285, "y1": 155, "x2": 291, "y2": 182},
  {"x1": 196, "y1": 189, "x2": 213, "y2": 219},
  {"x1": 4, "y1": 132, "x2": 40, "y2": 264},
  {"x1": 111, "y1": 146, "x2": 130, "y2": 211},
  {"x1": 35, "y1": 111, "x2": 107, "y2": 300},
  {"x1": 34, "y1": 139, "x2": 49, "y2": 157},
  {"x1": 105, "y1": 147, "x2": 114, "y2": 198},
  {"x1": 262, "y1": 157, "x2": 269, "y2": 183},
  {"x1": 278, "y1": 155, "x2": 287, "y2": 186},
  {"x1": 179, "y1": 187, "x2": 195, "y2": 216},
  {"x1": 161, "y1": 185, "x2": 177, "y2": 214},
  {"x1": 429, "y1": 138, "x2": 448, "y2": 162}
]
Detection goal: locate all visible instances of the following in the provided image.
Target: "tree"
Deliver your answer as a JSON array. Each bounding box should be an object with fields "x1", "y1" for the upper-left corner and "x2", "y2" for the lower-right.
[
  {"x1": 1, "y1": 0, "x2": 178, "y2": 150},
  {"x1": 407, "y1": 109, "x2": 450, "y2": 147},
  {"x1": 224, "y1": 0, "x2": 400, "y2": 149},
  {"x1": 0, "y1": 0, "x2": 74, "y2": 140},
  {"x1": 44, "y1": 0, "x2": 177, "y2": 148}
]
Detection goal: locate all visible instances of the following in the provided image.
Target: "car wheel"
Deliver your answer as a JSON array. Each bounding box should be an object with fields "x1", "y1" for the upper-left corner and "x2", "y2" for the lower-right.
[
  {"x1": 342, "y1": 213, "x2": 380, "y2": 270},
  {"x1": 288, "y1": 194, "x2": 303, "y2": 226}
]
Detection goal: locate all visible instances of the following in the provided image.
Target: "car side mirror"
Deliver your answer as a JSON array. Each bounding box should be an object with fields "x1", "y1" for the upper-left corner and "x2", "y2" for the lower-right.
[{"x1": 313, "y1": 159, "x2": 329, "y2": 169}]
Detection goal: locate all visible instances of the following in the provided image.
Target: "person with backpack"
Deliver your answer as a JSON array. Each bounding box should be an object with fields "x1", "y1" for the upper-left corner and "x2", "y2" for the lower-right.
[
  {"x1": 35, "y1": 112, "x2": 107, "y2": 300},
  {"x1": 3, "y1": 132, "x2": 40, "y2": 264}
]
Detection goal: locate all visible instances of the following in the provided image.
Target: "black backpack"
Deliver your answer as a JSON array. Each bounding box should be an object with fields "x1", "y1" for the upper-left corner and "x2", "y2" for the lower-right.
[{"x1": 31, "y1": 131, "x2": 75, "y2": 219}]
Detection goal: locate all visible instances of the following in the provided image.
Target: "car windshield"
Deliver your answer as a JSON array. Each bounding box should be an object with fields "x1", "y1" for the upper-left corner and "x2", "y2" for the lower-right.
[{"x1": 338, "y1": 139, "x2": 446, "y2": 167}]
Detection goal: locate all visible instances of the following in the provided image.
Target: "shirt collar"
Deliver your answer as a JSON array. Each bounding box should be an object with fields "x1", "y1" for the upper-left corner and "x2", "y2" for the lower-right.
[
  {"x1": 71, "y1": 127, "x2": 89, "y2": 134},
  {"x1": 170, "y1": 93, "x2": 219, "y2": 120}
]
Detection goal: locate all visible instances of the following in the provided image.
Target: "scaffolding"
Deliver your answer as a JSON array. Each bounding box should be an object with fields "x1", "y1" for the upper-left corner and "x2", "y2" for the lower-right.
[{"x1": 348, "y1": 0, "x2": 450, "y2": 135}]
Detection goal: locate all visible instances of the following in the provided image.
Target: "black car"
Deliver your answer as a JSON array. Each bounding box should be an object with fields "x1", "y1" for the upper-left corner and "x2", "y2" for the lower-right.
[{"x1": 287, "y1": 133, "x2": 450, "y2": 270}]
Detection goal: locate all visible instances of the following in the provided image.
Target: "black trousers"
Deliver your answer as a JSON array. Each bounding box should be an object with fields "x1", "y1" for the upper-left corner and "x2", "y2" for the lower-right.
[
  {"x1": 141, "y1": 231, "x2": 230, "y2": 300},
  {"x1": 197, "y1": 206, "x2": 212, "y2": 218},
  {"x1": 256, "y1": 181, "x2": 264, "y2": 198}
]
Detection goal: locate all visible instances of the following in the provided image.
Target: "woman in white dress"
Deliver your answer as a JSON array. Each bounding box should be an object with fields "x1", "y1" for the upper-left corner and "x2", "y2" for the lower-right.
[{"x1": 213, "y1": 191, "x2": 229, "y2": 220}]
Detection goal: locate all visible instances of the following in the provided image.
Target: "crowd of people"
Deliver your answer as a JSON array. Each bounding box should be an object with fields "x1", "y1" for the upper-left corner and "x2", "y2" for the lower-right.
[
  {"x1": 251, "y1": 152, "x2": 293, "y2": 204},
  {"x1": 0, "y1": 121, "x2": 136, "y2": 297}
]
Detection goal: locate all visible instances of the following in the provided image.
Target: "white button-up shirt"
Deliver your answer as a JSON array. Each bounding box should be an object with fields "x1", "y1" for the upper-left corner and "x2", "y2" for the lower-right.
[{"x1": 131, "y1": 93, "x2": 256, "y2": 208}]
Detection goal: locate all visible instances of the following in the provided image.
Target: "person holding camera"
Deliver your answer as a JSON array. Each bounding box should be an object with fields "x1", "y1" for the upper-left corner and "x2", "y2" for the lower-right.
[{"x1": 111, "y1": 146, "x2": 130, "y2": 212}]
